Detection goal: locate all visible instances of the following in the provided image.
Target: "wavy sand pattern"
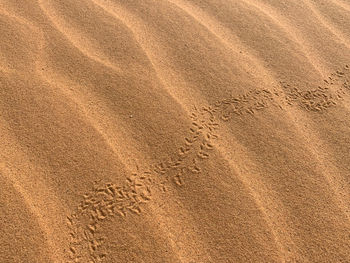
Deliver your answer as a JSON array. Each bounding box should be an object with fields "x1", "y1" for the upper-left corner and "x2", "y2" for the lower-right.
[{"x1": 1, "y1": 1, "x2": 350, "y2": 262}]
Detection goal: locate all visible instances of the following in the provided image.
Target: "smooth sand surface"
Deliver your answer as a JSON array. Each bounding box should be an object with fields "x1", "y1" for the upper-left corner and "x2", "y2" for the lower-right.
[{"x1": 1, "y1": 1, "x2": 350, "y2": 262}]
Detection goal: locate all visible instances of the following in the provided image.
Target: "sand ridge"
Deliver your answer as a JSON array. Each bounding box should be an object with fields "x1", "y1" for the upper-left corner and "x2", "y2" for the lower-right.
[{"x1": 1, "y1": 0, "x2": 350, "y2": 262}]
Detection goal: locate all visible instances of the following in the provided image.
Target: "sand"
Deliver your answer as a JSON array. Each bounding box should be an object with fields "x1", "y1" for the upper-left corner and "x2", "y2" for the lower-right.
[{"x1": 1, "y1": 0, "x2": 350, "y2": 262}]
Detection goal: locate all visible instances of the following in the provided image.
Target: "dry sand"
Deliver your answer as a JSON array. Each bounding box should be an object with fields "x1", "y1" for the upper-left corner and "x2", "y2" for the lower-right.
[{"x1": 1, "y1": 0, "x2": 350, "y2": 262}]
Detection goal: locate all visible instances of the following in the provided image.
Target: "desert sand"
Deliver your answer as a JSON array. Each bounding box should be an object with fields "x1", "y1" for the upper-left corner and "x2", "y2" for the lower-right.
[{"x1": 1, "y1": 0, "x2": 350, "y2": 262}]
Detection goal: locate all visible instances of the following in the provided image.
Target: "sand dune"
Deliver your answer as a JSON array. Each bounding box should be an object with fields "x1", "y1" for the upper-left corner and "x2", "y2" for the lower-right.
[{"x1": 1, "y1": 0, "x2": 350, "y2": 262}]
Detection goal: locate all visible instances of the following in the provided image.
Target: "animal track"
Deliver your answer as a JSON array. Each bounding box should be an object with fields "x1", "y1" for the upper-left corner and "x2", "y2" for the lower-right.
[
  {"x1": 67, "y1": 174, "x2": 153, "y2": 262},
  {"x1": 67, "y1": 104, "x2": 218, "y2": 262},
  {"x1": 67, "y1": 65, "x2": 350, "y2": 262}
]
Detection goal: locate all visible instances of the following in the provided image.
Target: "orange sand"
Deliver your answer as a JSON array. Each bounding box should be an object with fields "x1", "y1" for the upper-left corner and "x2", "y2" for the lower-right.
[{"x1": 1, "y1": 0, "x2": 350, "y2": 262}]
